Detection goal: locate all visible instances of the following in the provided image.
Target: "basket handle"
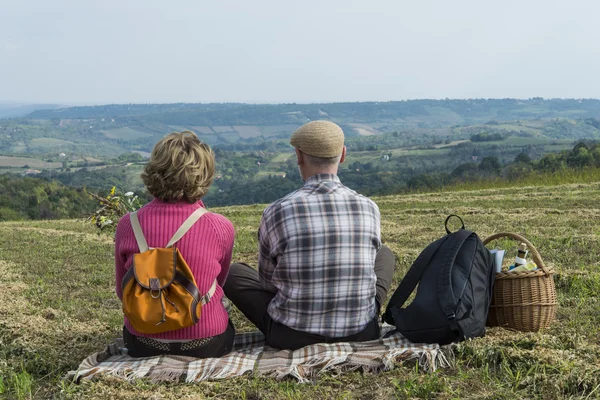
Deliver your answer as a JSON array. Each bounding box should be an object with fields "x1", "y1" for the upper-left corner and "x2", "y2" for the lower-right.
[{"x1": 483, "y1": 232, "x2": 550, "y2": 276}]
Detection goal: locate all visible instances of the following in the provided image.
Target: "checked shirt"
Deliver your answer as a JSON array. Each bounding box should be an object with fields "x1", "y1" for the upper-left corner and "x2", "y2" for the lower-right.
[{"x1": 258, "y1": 174, "x2": 381, "y2": 337}]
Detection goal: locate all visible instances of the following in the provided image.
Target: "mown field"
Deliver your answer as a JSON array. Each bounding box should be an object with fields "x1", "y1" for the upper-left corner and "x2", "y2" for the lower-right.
[
  {"x1": 0, "y1": 181, "x2": 599, "y2": 399},
  {"x1": 0, "y1": 156, "x2": 62, "y2": 169}
]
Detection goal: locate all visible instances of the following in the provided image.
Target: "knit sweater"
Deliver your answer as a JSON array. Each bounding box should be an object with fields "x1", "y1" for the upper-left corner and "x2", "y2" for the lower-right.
[{"x1": 115, "y1": 199, "x2": 235, "y2": 340}]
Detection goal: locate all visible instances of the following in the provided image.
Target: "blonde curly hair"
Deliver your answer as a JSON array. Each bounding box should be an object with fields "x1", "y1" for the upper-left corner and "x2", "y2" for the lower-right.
[{"x1": 141, "y1": 131, "x2": 215, "y2": 203}]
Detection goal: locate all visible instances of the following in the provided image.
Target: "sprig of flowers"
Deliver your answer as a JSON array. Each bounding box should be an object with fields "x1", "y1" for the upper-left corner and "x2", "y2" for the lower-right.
[{"x1": 88, "y1": 187, "x2": 142, "y2": 232}]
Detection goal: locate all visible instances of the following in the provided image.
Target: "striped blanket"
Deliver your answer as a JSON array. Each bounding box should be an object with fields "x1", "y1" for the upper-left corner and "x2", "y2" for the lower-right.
[{"x1": 67, "y1": 326, "x2": 451, "y2": 383}]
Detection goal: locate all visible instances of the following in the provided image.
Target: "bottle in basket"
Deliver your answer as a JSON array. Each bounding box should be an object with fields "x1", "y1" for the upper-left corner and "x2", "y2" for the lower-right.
[{"x1": 514, "y1": 242, "x2": 528, "y2": 268}]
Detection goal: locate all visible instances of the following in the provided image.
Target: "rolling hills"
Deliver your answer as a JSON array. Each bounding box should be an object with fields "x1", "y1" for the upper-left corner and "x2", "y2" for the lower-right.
[{"x1": 2, "y1": 99, "x2": 600, "y2": 159}]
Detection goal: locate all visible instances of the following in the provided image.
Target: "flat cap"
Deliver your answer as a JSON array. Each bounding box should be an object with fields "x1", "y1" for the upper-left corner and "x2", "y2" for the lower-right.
[{"x1": 290, "y1": 121, "x2": 344, "y2": 158}]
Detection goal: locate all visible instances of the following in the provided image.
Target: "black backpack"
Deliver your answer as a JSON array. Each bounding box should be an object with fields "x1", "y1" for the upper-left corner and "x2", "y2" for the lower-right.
[{"x1": 383, "y1": 215, "x2": 495, "y2": 345}]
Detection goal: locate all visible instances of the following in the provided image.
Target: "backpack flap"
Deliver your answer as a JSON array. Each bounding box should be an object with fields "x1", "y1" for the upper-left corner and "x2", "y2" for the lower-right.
[
  {"x1": 132, "y1": 248, "x2": 177, "y2": 290},
  {"x1": 121, "y1": 248, "x2": 178, "y2": 334}
]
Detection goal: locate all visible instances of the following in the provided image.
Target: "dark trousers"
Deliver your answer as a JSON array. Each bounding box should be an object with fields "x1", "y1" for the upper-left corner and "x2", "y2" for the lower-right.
[
  {"x1": 123, "y1": 320, "x2": 235, "y2": 358},
  {"x1": 224, "y1": 245, "x2": 396, "y2": 350}
]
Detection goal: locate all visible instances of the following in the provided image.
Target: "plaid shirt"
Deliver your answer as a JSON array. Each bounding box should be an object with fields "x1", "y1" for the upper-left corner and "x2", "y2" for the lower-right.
[{"x1": 258, "y1": 174, "x2": 381, "y2": 337}]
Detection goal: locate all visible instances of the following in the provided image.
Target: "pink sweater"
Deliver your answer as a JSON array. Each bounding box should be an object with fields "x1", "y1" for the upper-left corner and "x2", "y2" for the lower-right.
[{"x1": 115, "y1": 199, "x2": 234, "y2": 340}]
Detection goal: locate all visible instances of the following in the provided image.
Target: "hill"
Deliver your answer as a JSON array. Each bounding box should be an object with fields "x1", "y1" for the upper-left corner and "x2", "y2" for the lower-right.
[
  {"x1": 25, "y1": 99, "x2": 600, "y2": 128},
  {"x1": 0, "y1": 103, "x2": 62, "y2": 119},
  {"x1": 0, "y1": 181, "x2": 599, "y2": 398},
  {"x1": 1, "y1": 99, "x2": 599, "y2": 158}
]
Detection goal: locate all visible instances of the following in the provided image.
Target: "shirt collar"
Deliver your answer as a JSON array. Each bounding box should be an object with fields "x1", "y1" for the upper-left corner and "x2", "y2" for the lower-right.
[{"x1": 304, "y1": 174, "x2": 341, "y2": 185}]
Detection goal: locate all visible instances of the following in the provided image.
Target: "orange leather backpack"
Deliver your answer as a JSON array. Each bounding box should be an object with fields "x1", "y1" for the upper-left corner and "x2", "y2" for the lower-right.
[{"x1": 121, "y1": 207, "x2": 216, "y2": 334}]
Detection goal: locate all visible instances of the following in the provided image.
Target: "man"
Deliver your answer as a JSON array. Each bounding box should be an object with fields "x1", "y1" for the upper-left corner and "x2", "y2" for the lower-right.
[{"x1": 224, "y1": 121, "x2": 395, "y2": 350}]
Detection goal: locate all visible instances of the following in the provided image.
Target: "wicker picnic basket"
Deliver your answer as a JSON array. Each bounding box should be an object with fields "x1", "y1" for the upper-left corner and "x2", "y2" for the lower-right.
[{"x1": 483, "y1": 232, "x2": 557, "y2": 331}]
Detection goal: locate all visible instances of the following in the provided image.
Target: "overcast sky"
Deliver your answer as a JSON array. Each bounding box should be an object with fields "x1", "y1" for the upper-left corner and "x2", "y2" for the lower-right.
[{"x1": 1, "y1": 0, "x2": 599, "y2": 105}]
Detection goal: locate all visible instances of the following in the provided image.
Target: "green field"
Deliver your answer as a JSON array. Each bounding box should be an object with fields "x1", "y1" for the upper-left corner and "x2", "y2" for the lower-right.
[
  {"x1": 259, "y1": 124, "x2": 301, "y2": 137},
  {"x1": 0, "y1": 155, "x2": 62, "y2": 169},
  {"x1": 256, "y1": 152, "x2": 293, "y2": 178},
  {"x1": 493, "y1": 124, "x2": 543, "y2": 135},
  {"x1": 29, "y1": 138, "x2": 77, "y2": 149},
  {"x1": 1, "y1": 180, "x2": 599, "y2": 399},
  {"x1": 212, "y1": 126, "x2": 236, "y2": 133},
  {"x1": 270, "y1": 153, "x2": 293, "y2": 163},
  {"x1": 102, "y1": 127, "x2": 153, "y2": 140},
  {"x1": 234, "y1": 125, "x2": 263, "y2": 139},
  {"x1": 479, "y1": 137, "x2": 574, "y2": 147},
  {"x1": 192, "y1": 126, "x2": 215, "y2": 134}
]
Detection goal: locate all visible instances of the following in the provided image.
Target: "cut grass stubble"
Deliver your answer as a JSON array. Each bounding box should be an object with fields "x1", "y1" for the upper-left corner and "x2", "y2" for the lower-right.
[{"x1": 0, "y1": 181, "x2": 599, "y2": 398}]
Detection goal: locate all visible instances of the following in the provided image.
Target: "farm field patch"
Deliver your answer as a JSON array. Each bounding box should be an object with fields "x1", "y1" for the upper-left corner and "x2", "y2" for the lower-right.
[
  {"x1": 0, "y1": 155, "x2": 62, "y2": 169},
  {"x1": 102, "y1": 127, "x2": 153, "y2": 140}
]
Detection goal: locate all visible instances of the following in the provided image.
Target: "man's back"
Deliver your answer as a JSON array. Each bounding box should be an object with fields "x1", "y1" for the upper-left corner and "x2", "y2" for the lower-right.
[{"x1": 258, "y1": 174, "x2": 381, "y2": 337}]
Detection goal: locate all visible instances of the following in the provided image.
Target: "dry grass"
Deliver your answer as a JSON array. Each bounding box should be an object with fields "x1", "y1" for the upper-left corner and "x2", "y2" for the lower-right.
[{"x1": 0, "y1": 181, "x2": 599, "y2": 399}]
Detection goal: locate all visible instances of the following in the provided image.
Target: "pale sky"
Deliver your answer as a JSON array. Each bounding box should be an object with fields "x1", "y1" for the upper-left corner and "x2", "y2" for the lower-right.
[{"x1": 1, "y1": 0, "x2": 599, "y2": 105}]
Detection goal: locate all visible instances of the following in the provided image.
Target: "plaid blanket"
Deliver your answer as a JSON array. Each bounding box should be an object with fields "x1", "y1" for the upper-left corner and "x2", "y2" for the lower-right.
[{"x1": 67, "y1": 326, "x2": 451, "y2": 383}]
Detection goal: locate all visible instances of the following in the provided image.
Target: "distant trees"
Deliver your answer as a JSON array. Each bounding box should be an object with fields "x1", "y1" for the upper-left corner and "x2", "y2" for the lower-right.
[
  {"x1": 406, "y1": 173, "x2": 450, "y2": 191},
  {"x1": 470, "y1": 132, "x2": 504, "y2": 142},
  {"x1": 113, "y1": 152, "x2": 145, "y2": 163},
  {"x1": 565, "y1": 142, "x2": 595, "y2": 168},
  {"x1": 401, "y1": 141, "x2": 600, "y2": 193},
  {"x1": 0, "y1": 175, "x2": 97, "y2": 221},
  {"x1": 451, "y1": 163, "x2": 479, "y2": 180},
  {"x1": 3, "y1": 138, "x2": 600, "y2": 220},
  {"x1": 584, "y1": 118, "x2": 600, "y2": 130},
  {"x1": 479, "y1": 156, "x2": 502, "y2": 174},
  {"x1": 514, "y1": 152, "x2": 532, "y2": 164},
  {"x1": 203, "y1": 176, "x2": 299, "y2": 207},
  {"x1": 503, "y1": 163, "x2": 533, "y2": 180}
]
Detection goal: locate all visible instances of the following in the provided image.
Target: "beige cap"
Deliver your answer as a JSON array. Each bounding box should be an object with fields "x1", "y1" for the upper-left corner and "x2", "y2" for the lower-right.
[{"x1": 290, "y1": 121, "x2": 344, "y2": 158}]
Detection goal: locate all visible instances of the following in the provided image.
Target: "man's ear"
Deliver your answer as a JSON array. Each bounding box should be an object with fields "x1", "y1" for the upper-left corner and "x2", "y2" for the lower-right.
[
  {"x1": 339, "y1": 146, "x2": 347, "y2": 164},
  {"x1": 295, "y1": 148, "x2": 305, "y2": 165}
]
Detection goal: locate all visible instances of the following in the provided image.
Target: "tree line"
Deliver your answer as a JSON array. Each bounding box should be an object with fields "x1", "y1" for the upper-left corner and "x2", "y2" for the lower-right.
[{"x1": 0, "y1": 141, "x2": 599, "y2": 221}]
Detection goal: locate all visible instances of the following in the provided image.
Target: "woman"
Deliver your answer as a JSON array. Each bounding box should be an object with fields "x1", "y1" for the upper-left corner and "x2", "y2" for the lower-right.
[{"x1": 115, "y1": 131, "x2": 235, "y2": 358}]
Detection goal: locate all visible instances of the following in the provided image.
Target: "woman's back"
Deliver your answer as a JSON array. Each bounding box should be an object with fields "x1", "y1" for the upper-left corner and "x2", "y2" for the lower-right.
[{"x1": 115, "y1": 198, "x2": 234, "y2": 341}]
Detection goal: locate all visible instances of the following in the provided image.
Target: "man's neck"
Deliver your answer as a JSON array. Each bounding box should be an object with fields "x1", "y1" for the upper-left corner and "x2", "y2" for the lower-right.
[{"x1": 301, "y1": 167, "x2": 338, "y2": 181}]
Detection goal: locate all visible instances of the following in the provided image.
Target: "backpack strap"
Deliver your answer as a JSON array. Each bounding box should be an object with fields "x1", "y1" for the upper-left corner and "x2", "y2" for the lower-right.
[
  {"x1": 202, "y1": 279, "x2": 218, "y2": 305},
  {"x1": 437, "y1": 229, "x2": 473, "y2": 321},
  {"x1": 173, "y1": 271, "x2": 218, "y2": 305},
  {"x1": 166, "y1": 207, "x2": 208, "y2": 248},
  {"x1": 383, "y1": 234, "x2": 450, "y2": 324},
  {"x1": 130, "y1": 211, "x2": 149, "y2": 253}
]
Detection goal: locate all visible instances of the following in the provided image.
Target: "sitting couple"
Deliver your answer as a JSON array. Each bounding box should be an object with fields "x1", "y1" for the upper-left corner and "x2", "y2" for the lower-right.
[{"x1": 115, "y1": 121, "x2": 395, "y2": 358}]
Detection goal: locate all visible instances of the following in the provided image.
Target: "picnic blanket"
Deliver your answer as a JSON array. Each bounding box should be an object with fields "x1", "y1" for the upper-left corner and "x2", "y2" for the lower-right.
[{"x1": 67, "y1": 326, "x2": 452, "y2": 383}]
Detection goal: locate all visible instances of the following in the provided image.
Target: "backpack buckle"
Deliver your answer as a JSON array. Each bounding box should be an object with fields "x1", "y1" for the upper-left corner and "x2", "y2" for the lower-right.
[
  {"x1": 201, "y1": 292, "x2": 211, "y2": 305},
  {"x1": 150, "y1": 278, "x2": 161, "y2": 299}
]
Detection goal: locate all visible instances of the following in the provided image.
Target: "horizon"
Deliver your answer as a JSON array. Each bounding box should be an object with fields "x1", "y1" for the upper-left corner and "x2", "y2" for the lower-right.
[{"x1": 3, "y1": 96, "x2": 600, "y2": 109}]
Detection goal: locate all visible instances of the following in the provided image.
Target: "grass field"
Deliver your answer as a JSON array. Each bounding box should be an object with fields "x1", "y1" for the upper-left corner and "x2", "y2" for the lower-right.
[
  {"x1": 212, "y1": 126, "x2": 236, "y2": 133},
  {"x1": 479, "y1": 137, "x2": 574, "y2": 147},
  {"x1": 233, "y1": 126, "x2": 263, "y2": 139},
  {"x1": 1, "y1": 181, "x2": 600, "y2": 399},
  {"x1": 102, "y1": 128, "x2": 153, "y2": 140},
  {"x1": 29, "y1": 138, "x2": 77, "y2": 150},
  {"x1": 492, "y1": 124, "x2": 543, "y2": 135},
  {"x1": 256, "y1": 153, "x2": 293, "y2": 179},
  {"x1": 0, "y1": 155, "x2": 62, "y2": 169},
  {"x1": 192, "y1": 126, "x2": 215, "y2": 134}
]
